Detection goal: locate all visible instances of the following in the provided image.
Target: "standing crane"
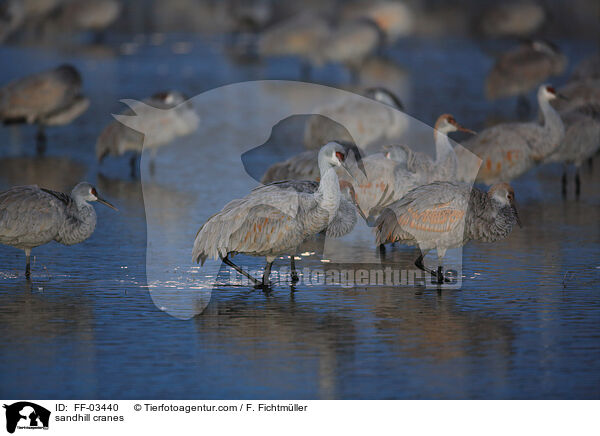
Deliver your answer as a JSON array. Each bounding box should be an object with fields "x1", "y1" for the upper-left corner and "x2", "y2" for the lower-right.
[
  {"x1": 458, "y1": 85, "x2": 565, "y2": 185},
  {"x1": 0, "y1": 182, "x2": 117, "y2": 279},
  {"x1": 375, "y1": 181, "x2": 521, "y2": 284},
  {"x1": 192, "y1": 142, "x2": 365, "y2": 288},
  {"x1": 0, "y1": 64, "x2": 89, "y2": 154}
]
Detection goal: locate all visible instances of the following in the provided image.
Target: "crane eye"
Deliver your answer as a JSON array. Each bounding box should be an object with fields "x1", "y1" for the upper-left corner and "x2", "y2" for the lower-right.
[
  {"x1": 546, "y1": 86, "x2": 556, "y2": 94},
  {"x1": 335, "y1": 151, "x2": 345, "y2": 162},
  {"x1": 91, "y1": 188, "x2": 98, "y2": 197}
]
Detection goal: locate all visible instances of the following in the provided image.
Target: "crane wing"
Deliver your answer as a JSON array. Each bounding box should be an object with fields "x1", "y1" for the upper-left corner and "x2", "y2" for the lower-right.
[
  {"x1": 193, "y1": 183, "x2": 316, "y2": 264},
  {"x1": 0, "y1": 71, "x2": 76, "y2": 120},
  {"x1": 0, "y1": 186, "x2": 67, "y2": 246},
  {"x1": 375, "y1": 182, "x2": 470, "y2": 244}
]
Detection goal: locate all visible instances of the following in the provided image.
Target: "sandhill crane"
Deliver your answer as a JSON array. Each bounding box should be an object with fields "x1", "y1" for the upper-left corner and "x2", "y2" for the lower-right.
[
  {"x1": 571, "y1": 54, "x2": 600, "y2": 81},
  {"x1": 257, "y1": 12, "x2": 331, "y2": 79},
  {"x1": 458, "y1": 85, "x2": 565, "y2": 185},
  {"x1": 385, "y1": 114, "x2": 475, "y2": 184},
  {"x1": 0, "y1": 182, "x2": 117, "y2": 279},
  {"x1": 0, "y1": 0, "x2": 63, "y2": 43},
  {"x1": 261, "y1": 88, "x2": 403, "y2": 184},
  {"x1": 345, "y1": 114, "x2": 474, "y2": 221},
  {"x1": 485, "y1": 40, "x2": 566, "y2": 116},
  {"x1": 478, "y1": 2, "x2": 545, "y2": 38},
  {"x1": 303, "y1": 87, "x2": 404, "y2": 150},
  {"x1": 340, "y1": 1, "x2": 414, "y2": 43},
  {"x1": 192, "y1": 142, "x2": 365, "y2": 288},
  {"x1": 320, "y1": 18, "x2": 383, "y2": 80},
  {"x1": 96, "y1": 90, "x2": 199, "y2": 177},
  {"x1": 57, "y1": 0, "x2": 120, "y2": 31},
  {"x1": 320, "y1": 1, "x2": 413, "y2": 80},
  {"x1": 544, "y1": 103, "x2": 600, "y2": 196},
  {"x1": 0, "y1": 64, "x2": 89, "y2": 154},
  {"x1": 375, "y1": 181, "x2": 521, "y2": 284}
]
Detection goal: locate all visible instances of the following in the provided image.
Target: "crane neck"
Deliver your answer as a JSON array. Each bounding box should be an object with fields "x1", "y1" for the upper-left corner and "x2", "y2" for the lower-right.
[
  {"x1": 433, "y1": 129, "x2": 453, "y2": 164},
  {"x1": 56, "y1": 198, "x2": 97, "y2": 246},
  {"x1": 538, "y1": 95, "x2": 565, "y2": 151},
  {"x1": 317, "y1": 166, "x2": 341, "y2": 219}
]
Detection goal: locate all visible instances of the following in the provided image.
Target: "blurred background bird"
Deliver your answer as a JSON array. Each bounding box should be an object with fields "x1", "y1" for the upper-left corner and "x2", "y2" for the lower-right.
[{"x1": 0, "y1": 64, "x2": 89, "y2": 154}]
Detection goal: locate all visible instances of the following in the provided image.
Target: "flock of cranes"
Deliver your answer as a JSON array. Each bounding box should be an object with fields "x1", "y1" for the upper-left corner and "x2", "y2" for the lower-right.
[{"x1": 0, "y1": 4, "x2": 598, "y2": 287}]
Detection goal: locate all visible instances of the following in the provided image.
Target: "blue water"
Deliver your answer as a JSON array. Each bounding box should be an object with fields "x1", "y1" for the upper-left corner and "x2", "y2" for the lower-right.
[{"x1": 0, "y1": 34, "x2": 599, "y2": 399}]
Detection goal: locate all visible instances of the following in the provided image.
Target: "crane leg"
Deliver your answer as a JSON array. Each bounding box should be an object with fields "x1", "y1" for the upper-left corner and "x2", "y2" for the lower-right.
[
  {"x1": 222, "y1": 255, "x2": 261, "y2": 286},
  {"x1": 300, "y1": 61, "x2": 311, "y2": 82},
  {"x1": 561, "y1": 170, "x2": 567, "y2": 197},
  {"x1": 575, "y1": 170, "x2": 581, "y2": 198},
  {"x1": 129, "y1": 155, "x2": 138, "y2": 179},
  {"x1": 261, "y1": 261, "x2": 274, "y2": 288},
  {"x1": 415, "y1": 253, "x2": 447, "y2": 284},
  {"x1": 25, "y1": 249, "x2": 31, "y2": 280},
  {"x1": 35, "y1": 126, "x2": 47, "y2": 155},
  {"x1": 290, "y1": 256, "x2": 299, "y2": 283}
]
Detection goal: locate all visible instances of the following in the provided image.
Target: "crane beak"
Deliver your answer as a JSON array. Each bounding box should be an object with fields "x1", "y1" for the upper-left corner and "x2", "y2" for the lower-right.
[
  {"x1": 339, "y1": 180, "x2": 367, "y2": 221},
  {"x1": 456, "y1": 123, "x2": 476, "y2": 135},
  {"x1": 96, "y1": 196, "x2": 118, "y2": 211},
  {"x1": 353, "y1": 198, "x2": 368, "y2": 222},
  {"x1": 557, "y1": 93, "x2": 569, "y2": 101},
  {"x1": 344, "y1": 142, "x2": 367, "y2": 180},
  {"x1": 341, "y1": 162, "x2": 361, "y2": 185}
]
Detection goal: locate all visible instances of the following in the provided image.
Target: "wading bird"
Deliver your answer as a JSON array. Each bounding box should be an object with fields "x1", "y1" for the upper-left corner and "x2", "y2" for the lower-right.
[
  {"x1": 485, "y1": 40, "x2": 566, "y2": 116},
  {"x1": 257, "y1": 12, "x2": 331, "y2": 80},
  {"x1": 0, "y1": 182, "x2": 117, "y2": 279},
  {"x1": 304, "y1": 87, "x2": 405, "y2": 150},
  {"x1": 261, "y1": 88, "x2": 403, "y2": 184},
  {"x1": 96, "y1": 90, "x2": 199, "y2": 177},
  {"x1": 458, "y1": 85, "x2": 565, "y2": 185},
  {"x1": 478, "y1": 2, "x2": 545, "y2": 38},
  {"x1": 322, "y1": 2, "x2": 413, "y2": 79},
  {"x1": 544, "y1": 103, "x2": 600, "y2": 196},
  {"x1": 193, "y1": 142, "x2": 365, "y2": 288},
  {"x1": 0, "y1": 64, "x2": 89, "y2": 154},
  {"x1": 375, "y1": 181, "x2": 521, "y2": 284},
  {"x1": 346, "y1": 114, "x2": 475, "y2": 221}
]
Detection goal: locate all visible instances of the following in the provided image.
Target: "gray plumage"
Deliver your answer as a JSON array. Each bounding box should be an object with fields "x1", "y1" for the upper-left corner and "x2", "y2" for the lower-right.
[
  {"x1": 0, "y1": 64, "x2": 89, "y2": 151},
  {"x1": 478, "y1": 2, "x2": 545, "y2": 38},
  {"x1": 550, "y1": 78, "x2": 600, "y2": 114},
  {"x1": 545, "y1": 103, "x2": 600, "y2": 167},
  {"x1": 320, "y1": 18, "x2": 382, "y2": 70},
  {"x1": 485, "y1": 40, "x2": 566, "y2": 100},
  {"x1": 261, "y1": 150, "x2": 321, "y2": 184},
  {"x1": 459, "y1": 85, "x2": 565, "y2": 184},
  {"x1": 339, "y1": 114, "x2": 473, "y2": 220},
  {"x1": 304, "y1": 87, "x2": 405, "y2": 150},
  {"x1": 261, "y1": 140, "x2": 368, "y2": 185},
  {"x1": 375, "y1": 181, "x2": 520, "y2": 282},
  {"x1": 261, "y1": 88, "x2": 403, "y2": 185},
  {"x1": 571, "y1": 54, "x2": 600, "y2": 82},
  {"x1": 545, "y1": 102, "x2": 600, "y2": 195},
  {"x1": 96, "y1": 90, "x2": 199, "y2": 176},
  {"x1": 257, "y1": 12, "x2": 331, "y2": 64},
  {"x1": 386, "y1": 114, "x2": 473, "y2": 186},
  {"x1": 193, "y1": 142, "x2": 363, "y2": 287},
  {"x1": 0, "y1": 182, "x2": 117, "y2": 278},
  {"x1": 338, "y1": 152, "x2": 401, "y2": 221}
]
